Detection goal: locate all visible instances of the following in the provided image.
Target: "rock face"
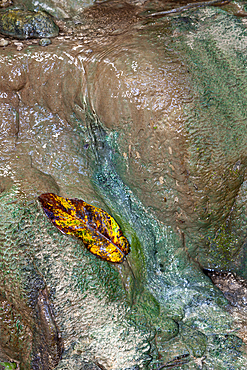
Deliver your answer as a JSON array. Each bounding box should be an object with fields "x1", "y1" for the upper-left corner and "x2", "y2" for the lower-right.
[{"x1": 0, "y1": 1, "x2": 247, "y2": 369}]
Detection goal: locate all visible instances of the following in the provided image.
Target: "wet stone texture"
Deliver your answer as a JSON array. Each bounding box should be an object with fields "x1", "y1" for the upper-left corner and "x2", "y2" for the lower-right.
[
  {"x1": 0, "y1": 1, "x2": 247, "y2": 369},
  {"x1": 0, "y1": 9, "x2": 59, "y2": 39}
]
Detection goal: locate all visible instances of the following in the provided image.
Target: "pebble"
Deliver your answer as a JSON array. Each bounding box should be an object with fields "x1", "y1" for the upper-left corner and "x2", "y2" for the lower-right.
[
  {"x1": 39, "y1": 38, "x2": 52, "y2": 46},
  {"x1": 14, "y1": 42, "x2": 23, "y2": 51},
  {"x1": 0, "y1": 38, "x2": 8, "y2": 47},
  {"x1": 0, "y1": 0, "x2": 12, "y2": 7}
]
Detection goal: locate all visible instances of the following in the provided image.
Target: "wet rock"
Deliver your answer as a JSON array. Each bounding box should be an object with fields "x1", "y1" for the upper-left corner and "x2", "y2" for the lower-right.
[
  {"x1": 0, "y1": 1, "x2": 246, "y2": 370},
  {"x1": 14, "y1": 41, "x2": 23, "y2": 51},
  {"x1": 179, "y1": 324, "x2": 207, "y2": 358},
  {"x1": 0, "y1": 293, "x2": 32, "y2": 369},
  {"x1": 14, "y1": 0, "x2": 94, "y2": 18},
  {"x1": 39, "y1": 38, "x2": 51, "y2": 46},
  {"x1": 78, "y1": 363, "x2": 106, "y2": 370},
  {"x1": 32, "y1": 288, "x2": 63, "y2": 369},
  {"x1": 206, "y1": 271, "x2": 247, "y2": 308},
  {"x1": 0, "y1": 37, "x2": 8, "y2": 46},
  {"x1": 206, "y1": 270, "x2": 247, "y2": 344},
  {"x1": 0, "y1": 9, "x2": 59, "y2": 39},
  {"x1": 155, "y1": 318, "x2": 179, "y2": 343},
  {"x1": 0, "y1": 177, "x2": 13, "y2": 193},
  {"x1": 0, "y1": 262, "x2": 63, "y2": 370}
]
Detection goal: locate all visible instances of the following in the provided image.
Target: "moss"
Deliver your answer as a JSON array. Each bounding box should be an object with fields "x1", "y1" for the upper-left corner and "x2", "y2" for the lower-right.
[
  {"x1": 0, "y1": 363, "x2": 17, "y2": 370},
  {"x1": 180, "y1": 324, "x2": 207, "y2": 357}
]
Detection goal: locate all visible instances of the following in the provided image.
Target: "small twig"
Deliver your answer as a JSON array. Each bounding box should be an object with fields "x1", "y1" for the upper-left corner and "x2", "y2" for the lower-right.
[{"x1": 146, "y1": 0, "x2": 232, "y2": 18}]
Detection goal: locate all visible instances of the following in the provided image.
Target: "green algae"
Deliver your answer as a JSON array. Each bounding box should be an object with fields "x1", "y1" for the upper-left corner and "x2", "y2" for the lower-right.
[
  {"x1": 0, "y1": 363, "x2": 17, "y2": 370},
  {"x1": 180, "y1": 324, "x2": 207, "y2": 357}
]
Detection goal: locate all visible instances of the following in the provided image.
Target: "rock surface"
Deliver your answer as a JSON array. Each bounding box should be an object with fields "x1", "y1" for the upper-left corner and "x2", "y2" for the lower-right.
[
  {"x1": 0, "y1": 9, "x2": 59, "y2": 39},
  {"x1": 0, "y1": 1, "x2": 247, "y2": 369}
]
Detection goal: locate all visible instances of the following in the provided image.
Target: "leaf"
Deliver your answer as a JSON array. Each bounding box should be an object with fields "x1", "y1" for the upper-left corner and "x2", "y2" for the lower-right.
[{"x1": 38, "y1": 193, "x2": 130, "y2": 263}]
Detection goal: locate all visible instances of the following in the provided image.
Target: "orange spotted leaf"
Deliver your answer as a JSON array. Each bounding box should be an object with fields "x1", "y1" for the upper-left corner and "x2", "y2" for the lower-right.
[{"x1": 38, "y1": 193, "x2": 130, "y2": 263}]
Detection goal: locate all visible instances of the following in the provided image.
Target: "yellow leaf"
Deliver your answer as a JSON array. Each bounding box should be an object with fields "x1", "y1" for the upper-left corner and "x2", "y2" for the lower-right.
[{"x1": 38, "y1": 193, "x2": 130, "y2": 263}]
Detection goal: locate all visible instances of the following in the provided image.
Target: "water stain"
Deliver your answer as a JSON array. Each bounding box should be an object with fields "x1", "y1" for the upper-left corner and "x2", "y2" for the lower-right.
[{"x1": 32, "y1": 288, "x2": 63, "y2": 370}]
